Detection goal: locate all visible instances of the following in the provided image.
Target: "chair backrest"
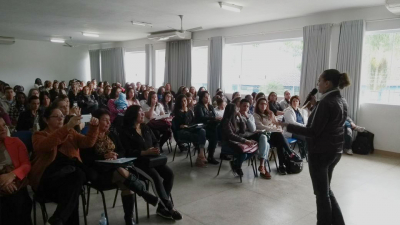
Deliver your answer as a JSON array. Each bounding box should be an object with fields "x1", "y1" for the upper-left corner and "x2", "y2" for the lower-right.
[
  {"x1": 11, "y1": 130, "x2": 33, "y2": 154},
  {"x1": 81, "y1": 125, "x2": 89, "y2": 135}
]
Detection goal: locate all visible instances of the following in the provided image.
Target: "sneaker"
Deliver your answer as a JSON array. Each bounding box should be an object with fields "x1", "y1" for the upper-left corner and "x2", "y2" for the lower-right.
[
  {"x1": 207, "y1": 157, "x2": 220, "y2": 165},
  {"x1": 157, "y1": 206, "x2": 173, "y2": 219},
  {"x1": 278, "y1": 166, "x2": 287, "y2": 175},
  {"x1": 344, "y1": 149, "x2": 353, "y2": 155},
  {"x1": 170, "y1": 209, "x2": 183, "y2": 220}
]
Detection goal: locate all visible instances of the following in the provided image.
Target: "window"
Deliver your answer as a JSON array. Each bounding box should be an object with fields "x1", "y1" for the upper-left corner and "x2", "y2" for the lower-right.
[
  {"x1": 192, "y1": 47, "x2": 208, "y2": 89},
  {"x1": 361, "y1": 31, "x2": 400, "y2": 105},
  {"x1": 124, "y1": 51, "x2": 146, "y2": 84},
  {"x1": 223, "y1": 40, "x2": 303, "y2": 96},
  {"x1": 155, "y1": 49, "x2": 166, "y2": 88}
]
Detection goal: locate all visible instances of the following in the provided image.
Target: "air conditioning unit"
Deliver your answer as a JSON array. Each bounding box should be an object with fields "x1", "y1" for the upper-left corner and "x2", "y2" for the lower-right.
[
  {"x1": 147, "y1": 30, "x2": 191, "y2": 41},
  {"x1": 386, "y1": 0, "x2": 400, "y2": 15},
  {"x1": 0, "y1": 36, "x2": 15, "y2": 45}
]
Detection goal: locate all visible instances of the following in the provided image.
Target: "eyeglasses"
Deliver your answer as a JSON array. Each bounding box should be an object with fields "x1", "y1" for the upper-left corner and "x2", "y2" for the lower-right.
[{"x1": 50, "y1": 115, "x2": 65, "y2": 120}]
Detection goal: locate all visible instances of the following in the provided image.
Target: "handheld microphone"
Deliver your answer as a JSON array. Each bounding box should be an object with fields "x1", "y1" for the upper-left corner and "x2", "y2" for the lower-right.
[{"x1": 303, "y1": 88, "x2": 318, "y2": 106}]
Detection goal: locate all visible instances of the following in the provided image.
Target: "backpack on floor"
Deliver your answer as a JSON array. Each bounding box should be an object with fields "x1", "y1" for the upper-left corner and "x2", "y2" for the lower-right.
[
  {"x1": 352, "y1": 130, "x2": 375, "y2": 155},
  {"x1": 284, "y1": 151, "x2": 303, "y2": 174}
]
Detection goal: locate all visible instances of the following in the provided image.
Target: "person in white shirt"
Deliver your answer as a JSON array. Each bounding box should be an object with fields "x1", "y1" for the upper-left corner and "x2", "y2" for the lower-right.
[
  {"x1": 254, "y1": 97, "x2": 301, "y2": 175},
  {"x1": 283, "y1": 95, "x2": 309, "y2": 158},
  {"x1": 279, "y1": 90, "x2": 291, "y2": 110},
  {"x1": 214, "y1": 98, "x2": 226, "y2": 119},
  {"x1": 142, "y1": 91, "x2": 171, "y2": 152}
]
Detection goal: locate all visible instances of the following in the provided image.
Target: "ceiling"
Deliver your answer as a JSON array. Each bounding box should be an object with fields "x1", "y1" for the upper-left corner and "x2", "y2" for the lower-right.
[{"x1": 0, "y1": 0, "x2": 385, "y2": 45}]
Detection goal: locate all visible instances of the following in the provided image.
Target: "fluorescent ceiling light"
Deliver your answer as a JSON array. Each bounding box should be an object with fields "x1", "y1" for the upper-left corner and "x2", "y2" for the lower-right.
[
  {"x1": 50, "y1": 38, "x2": 65, "y2": 43},
  {"x1": 131, "y1": 21, "x2": 152, "y2": 27},
  {"x1": 82, "y1": 32, "x2": 99, "y2": 37},
  {"x1": 219, "y1": 2, "x2": 242, "y2": 12}
]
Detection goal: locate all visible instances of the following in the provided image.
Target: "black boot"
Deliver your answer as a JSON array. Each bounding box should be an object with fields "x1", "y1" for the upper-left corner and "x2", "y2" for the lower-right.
[
  {"x1": 207, "y1": 149, "x2": 219, "y2": 165},
  {"x1": 121, "y1": 195, "x2": 136, "y2": 225},
  {"x1": 123, "y1": 175, "x2": 159, "y2": 206}
]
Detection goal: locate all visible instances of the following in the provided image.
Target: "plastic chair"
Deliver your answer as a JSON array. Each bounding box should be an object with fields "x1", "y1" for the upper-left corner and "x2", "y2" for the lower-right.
[
  {"x1": 171, "y1": 119, "x2": 194, "y2": 167},
  {"x1": 11, "y1": 130, "x2": 33, "y2": 154}
]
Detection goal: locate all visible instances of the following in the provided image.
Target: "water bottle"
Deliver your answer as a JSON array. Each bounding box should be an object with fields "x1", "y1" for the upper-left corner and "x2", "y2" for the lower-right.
[{"x1": 99, "y1": 213, "x2": 107, "y2": 225}]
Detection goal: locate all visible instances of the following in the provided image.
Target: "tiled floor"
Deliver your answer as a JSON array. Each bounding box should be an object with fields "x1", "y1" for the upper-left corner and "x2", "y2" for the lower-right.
[{"x1": 34, "y1": 146, "x2": 400, "y2": 225}]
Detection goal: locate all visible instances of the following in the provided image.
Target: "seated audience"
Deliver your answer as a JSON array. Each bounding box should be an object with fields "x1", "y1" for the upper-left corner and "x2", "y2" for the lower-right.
[
  {"x1": 157, "y1": 86, "x2": 165, "y2": 101},
  {"x1": 279, "y1": 90, "x2": 291, "y2": 110},
  {"x1": 34, "y1": 78, "x2": 43, "y2": 89},
  {"x1": 344, "y1": 116, "x2": 365, "y2": 155},
  {"x1": 161, "y1": 91, "x2": 174, "y2": 115},
  {"x1": 251, "y1": 92, "x2": 257, "y2": 101},
  {"x1": 231, "y1": 92, "x2": 241, "y2": 101},
  {"x1": 78, "y1": 86, "x2": 98, "y2": 115},
  {"x1": 189, "y1": 86, "x2": 197, "y2": 104},
  {"x1": 80, "y1": 109, "x2": 158, "y2": 225},
  {"x1": 0, "y1": 117, "x2": 32, "y2": 225},
  {"x1": 108, "y1": 87, "x2": 125, "y2": 124},
  {"x1": 268, "y1": 92, "x2": 284, "y2": 116},
  {"x1": 165, "y1": 83, "x2": 176, "y2": 98},
  {"x1": 98, "y1": 85, "x2": 112, "y2": 109},
  {"x1": 196, "y1": 87, "x2": 206, "y2": 102},
  {"x1": 43, "y1": 80, "x2": 52, "y2": 92},
  {"x1": 52, "y1": 96, "x2": 83, "y2": 132},
  {"x1": 16, "y1": 96, "x2": 41, "y2": 131},
  {"x1": 255, "y1": 92, "x2": 266, "y2": 102},
  {"x1": 173, "y1": 95, "x2": 208, "y2": 167},
  {"x1": 221, "y1": 103, "x2": 256, "y2": 176},
  {"x1": 142, "y1": 91, "x2": 172, "y2": 152},
  {"x1": 126, "y1": 87, "x2": 140, "y2": 106},
  {"x1": 138, "y1": 85, "x2": 147, "y2": 100},
  {"x1": 28, "y1": 88, "x2": 40, "y2": 99},
  {"x1": 214, "y1": 98, "x2": 226, "y2": 119},
  {"x1": 0, "y1": 107, "x2": 12, "y2": 127},
  {"x1": 9, "y1": 92, "x2": 27, "y2": 125},
  {"x1": 29, "y1": 106, "x2": 99, "y2": 225},
  {"x1": 231, "y1": 97, "x2": 242, "y2": 109},
  {"x1": 283, "y1": 95, "x2": 309, "y2": 158},
  {"x1": 68, "y1": 84, "x2": 80, "y2": 108},
  {"x1": 254, "y1": 97, "x2": 301, "y2": 175},
  {"x1": 194, "y1": 91, "x2": 219, "y2": 164},
  {"x1": 119, "y1": 105, "x2": 182, "y2": 220},
  {"x1": 139, "y1": 90, "x2": 150, "y2": 106},
  {"x1": 115, "y1": 92, "x2": 128, "y2": 112},
  {"x1": 39, "y1": 91, "x2": 51, "y2": 113},
  {"x1": 13, "y1": 85, "x2": 24, "y2": 94},
  {"x1": 245, "y1": 95, "x2": 254, "y2": 114},
  {"x1": 185, "y1": 93, "x2": 195, "y2": 111},
  {"x1": 0, "y1": 87, "x2": 15, "y2": 113},
  {"x1": 58, "y1": 81, "x2": 67, "y2": 95},
  {"x1": 49, "y1": 80, "x2": 59, "y2": 101},
  {"x1": 237, "y1": 99, "x2": 271, "y2": 179}
]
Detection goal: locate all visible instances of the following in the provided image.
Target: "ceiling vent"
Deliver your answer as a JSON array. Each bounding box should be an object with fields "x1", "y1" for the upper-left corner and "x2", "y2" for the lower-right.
[
  {"x1": 386, "y1": 0, "x2": 400, "y2": 15},
  {"x1": 0, "y1": 36, "x2": 15, "y2": 45}
]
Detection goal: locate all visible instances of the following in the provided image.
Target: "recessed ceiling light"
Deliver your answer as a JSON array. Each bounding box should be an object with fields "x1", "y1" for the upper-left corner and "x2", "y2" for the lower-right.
[
  {"x1": 82, "y1": 32, "x2": 99, "y2": 37},
  {"x1": 131, "y1": 21, "x2": 152, "y2": 27},
  {"x1": 50, "y1": 38, "x2": 65, "y2": 43},
  {"x1": 219, "y1": 2, "x2": 242, "y2": 12}
]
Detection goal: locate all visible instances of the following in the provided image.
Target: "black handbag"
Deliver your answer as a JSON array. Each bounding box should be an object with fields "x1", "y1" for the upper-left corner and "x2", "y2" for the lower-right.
[{"x1": 138, "y1": 155, "x2": 168, "y2": 168}]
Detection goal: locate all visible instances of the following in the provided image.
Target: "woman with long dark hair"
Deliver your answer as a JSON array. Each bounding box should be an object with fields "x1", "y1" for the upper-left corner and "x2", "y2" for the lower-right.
[
  {"x1": 268, "y1": 92, "x2": 284, "y2": 116},
  {"x1": 119, "y1": 105, "x2": 182, "y2": 221},
  {"x1": 281, "y1": 69, "x2": 350, "y2": 225},
  {"x1": 220, "y1": 103, "x2": 256, "y2": 176},
  {"x1": 193, "y1": 91, "x2": 219, "y2": 164},
  {"x1": 254, "y1": 97, "x2": 301, "y2": 175},
  {"x1": 107, "y1": 87, "x2": 125, "y2": 123},
  {"x1": 173, "y1": 95, "x2": 208, "y2": 167},
  {"x1": 126, "y1": 88, "x2": 140, "y2": 106},
  {"x1": 81, "y1": 109, "x2": 158, "y2": 225},
  {"x1": 161, "y1": 91, "x2": 174, "y2": 114},
  {"x1": 49, "y1": 80, "x2": 59, "y2": 102}
]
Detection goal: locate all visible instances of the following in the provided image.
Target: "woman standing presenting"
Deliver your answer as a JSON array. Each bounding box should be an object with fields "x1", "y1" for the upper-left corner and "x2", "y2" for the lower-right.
[{"x1": 281, "y1": 69, "x2": 350, "y2": 225}]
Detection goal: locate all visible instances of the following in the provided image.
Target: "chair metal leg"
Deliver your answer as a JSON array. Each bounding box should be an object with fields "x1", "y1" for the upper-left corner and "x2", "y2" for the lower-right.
[
  {"x1": 266, "y1": 157, "x2": 271, "y2": 173},
  {"x1": 134, "y1": 193, "x2": 139, "y2": 224},
  {"x1": 112, "y1": 189, "x2": 119, "y2": 208},
  {"x1": 217, "y1": 156, "x2": 223, "y2": 176},
  {"x1": 99, "y1": 190, "x2": 110, "y2": 225},
  {"x1": 86, "y1": 186, "x2": 91, "y2": 216},
  {"x1": 188, "y1": 144, "x2": 193, "y2": 167},
  {"x1": 33, "y1": 198, "x2": 37, "y2": 225},
  {"x1": 40, "y1": 202, "x2": 47, "y2": 223},
  {"x1": 170, "y1": 193, "x2": 174, "y2": 206},
  {"x1": 81, "y1": 192, "x2": 88, "y2": 225},
  {"x1": 172, "y1": 144, "x2": 178, "y2": 161},
  {"x1": 145, "y1": 181, "x2": 150, "y2": 219},
  {"x1": 272, "y1": 150, "x2": 279, "y2": 170}
]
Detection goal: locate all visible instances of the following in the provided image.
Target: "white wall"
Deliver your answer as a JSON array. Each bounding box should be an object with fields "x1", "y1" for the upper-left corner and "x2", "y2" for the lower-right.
[{"x1": 0, "y1": 39, "x2": 90, "y2": 93}]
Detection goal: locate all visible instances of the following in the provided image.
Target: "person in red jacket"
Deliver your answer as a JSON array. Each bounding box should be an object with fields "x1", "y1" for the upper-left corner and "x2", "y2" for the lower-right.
[{"x1": 0, "y1": 117, "x2": 32, "y2": 225}]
